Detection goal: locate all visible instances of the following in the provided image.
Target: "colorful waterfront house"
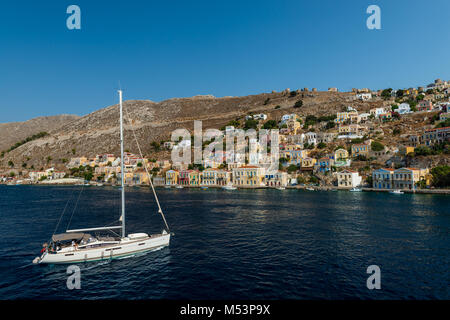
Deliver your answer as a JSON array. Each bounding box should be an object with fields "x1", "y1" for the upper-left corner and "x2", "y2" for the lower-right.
[
  {"x1": 264, "y1": 171, "x2": 288, "y2": 187},
  {"x1": 314, "y1": 157, "x2": 335, "y2": 174},
  {"x1": 392, "y1": 168, "x2": 430, "y2": 190},
  {"x1": 201, "y1": 168, "x2": 218, "y2": 186},
  {"x1": 133, "y1": 171, "x2": 150, "y2": 185},
  {"x1": 165, "y1": 170, "x2": 179, "y2": 186},
  {"x1": 232, "y1": 166, "x2": 266, "y2": 187},
  {"x1": 118, "y1": 171, "x2": 134, "y2": 185},
  {"x1": 189, "y1": 170, "x2": 200, "y2": 186},
  {"x1": 216, "y1": 170, "x2": 231, "y2": 186},
  {"x1": 418, "y1": 100, "x2": 433, "y2": 112},
  {"x1": 337, "y1": 169, "x2": 362, "y2": 189},
  {"x1": 178, "y1": 170, "x2": 191, "y2": 186},
  {"x1": 301, "y1": 157, "x2": 317, "y2": 170},
  {"x1": 372, "y1": 168, "x2": 395, "y2": 189},
  {"x1": 152, "y1": 176, "x2": 165, "y2": 186},
  {"x1": 334, "y1": 148, "x2": 351, "y2": 167},
  {"x1": 351, "y1": 143, "x2": 370, "y2": 158}
]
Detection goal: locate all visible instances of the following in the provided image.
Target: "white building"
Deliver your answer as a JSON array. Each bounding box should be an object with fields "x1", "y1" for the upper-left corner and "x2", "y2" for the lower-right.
[
  {"x1": 225, "y1": 126, "x2": 235, "y2": 134},
  {"x1": 356, "y1": 93, "x2": 372, "y2": 101},
  {"x1": 358, "y1": 113, "x2": 370, "y2": 123},
  {"x1": 397, "y1": 103, "x2": 411, "y2": 114},
  {"x1": 253, "y1": 113, "x2": 267, "y2": 120},
  {"x1": 281, "y1": 114, "x2": 297, "y2": 124},
  {"x1": 336, "y1": 170, "x2": 362, "y2": 189},
  {"x1": 370, "y1": 107, "x2": 387, "y2": 118},
  {"x1": 305, "y1": 132, "x2": 317, "y2": 146}
]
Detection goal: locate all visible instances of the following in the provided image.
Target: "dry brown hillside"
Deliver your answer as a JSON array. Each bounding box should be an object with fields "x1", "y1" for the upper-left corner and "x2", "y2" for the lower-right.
[
  {"x1": 0, "y1": 115, "x2": 80, "y2": 151},
  {"x1": 0, "y1": 90, "x2": 387, "y2": 171}
]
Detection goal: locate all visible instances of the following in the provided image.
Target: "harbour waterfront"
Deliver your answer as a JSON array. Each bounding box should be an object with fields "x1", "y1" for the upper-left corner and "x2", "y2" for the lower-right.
[{"x1": 0, "y1": 185, "x2": 448, "y2": 299}]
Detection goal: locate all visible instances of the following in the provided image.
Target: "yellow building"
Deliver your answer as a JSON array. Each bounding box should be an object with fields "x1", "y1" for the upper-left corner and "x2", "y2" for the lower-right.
[
  {"x1": 339, "y1": 124, "x2": 366, "y2": 135},
  {"x1": 351, "y1": 143, "x2": 370, "y2": 158},
  {"x1": 216, "y1": 170, "x2": 231, "y2": 186},
  {"x1": 133, "y1": 171, "x2": 150, "y2": 185},
  {"x1": 393, "y1": 168, "x2": 430, "y2": 190},
  {"x1": 286, "y1": 118, "x2": 301, "y2": 134},
  {"x1": 301, "y1": 157, "x2": 317, "y2": 168},
  {"x1": 232, "y1": 166, "x2": 266, "y2": 187},
  {"x1": 165, "y1": 170, "x2": 179, "y2": 186},
  {"x1": 283, "y1": 143, "x2": 303, "y2": 151},
  {"x1": 335, "y1": 148, "x2": 349, "y2": 161},
  {"x1": 335, "y1": 111, "x2": 358, "y2": 124},
  {"x1": 399, "y1": 146, "x2": 415, "y2": 156},
  {"x1": 201, "y1": 168, "x2": 218, "y2": 186},
  {"x1": 189, "y1": 170, "x2": 200, "y2": 186}
]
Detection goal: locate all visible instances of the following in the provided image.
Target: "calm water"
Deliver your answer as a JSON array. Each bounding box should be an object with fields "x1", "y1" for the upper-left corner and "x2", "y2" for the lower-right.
[{"x1": 0, "y1": 185, "x2": 448, "y2": 299}]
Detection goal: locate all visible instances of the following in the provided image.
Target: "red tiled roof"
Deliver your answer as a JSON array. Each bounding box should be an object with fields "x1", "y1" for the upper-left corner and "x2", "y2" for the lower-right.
[{"x1": 425, "y1": 126, "x2": 450, "y2": 132}]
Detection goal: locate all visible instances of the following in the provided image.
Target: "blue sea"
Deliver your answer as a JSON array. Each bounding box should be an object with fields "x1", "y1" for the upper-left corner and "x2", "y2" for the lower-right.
[{"x1": 0, "y1": 185, "x2": 448, "y2": 299}]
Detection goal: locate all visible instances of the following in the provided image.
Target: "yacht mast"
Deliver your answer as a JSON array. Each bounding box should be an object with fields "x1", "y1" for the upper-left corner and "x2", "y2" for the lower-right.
[{"x1": 119, "y1": 90, "x2": 126, "y2": 238}]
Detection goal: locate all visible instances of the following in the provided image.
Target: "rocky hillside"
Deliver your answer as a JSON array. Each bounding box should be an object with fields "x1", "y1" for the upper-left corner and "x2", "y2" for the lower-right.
[
  {"x1": 0, "y1": 115, "x2": 80, "y2": 152},
  {"x1": 0, "y1": 90, "x2": 386, "y2": 171}
]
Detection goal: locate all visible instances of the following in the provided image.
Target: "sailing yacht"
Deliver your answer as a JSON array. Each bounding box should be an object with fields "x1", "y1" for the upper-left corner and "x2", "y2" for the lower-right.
[{"x1": 33, "y1": 90, "x2": 171, "y2": 264}]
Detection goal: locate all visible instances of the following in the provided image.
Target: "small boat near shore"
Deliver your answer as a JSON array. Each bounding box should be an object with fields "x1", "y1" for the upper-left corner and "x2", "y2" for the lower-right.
[
  {"x1": 389, "y1": 189, "x2": 404, "y2": 194},
  {"x1": 276, "y1": 187, "x2": 286, "y2": 190},
  {"x1": 222, "y1": 183, "x2": 237, "y2": 190},
  {"x1": 306, "y1": 187, "x2": 315, "y2": 191},
  {"x1": 350, "y1": 187, "x2": 362, "y2": 192},
  {"x1": 176, "y1": 185, "x2": 184, "y2": 189}
]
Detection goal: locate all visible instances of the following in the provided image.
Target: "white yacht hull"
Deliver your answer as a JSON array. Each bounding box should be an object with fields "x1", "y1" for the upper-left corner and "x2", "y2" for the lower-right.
[{"x1": 37, "y1": 233, "x2": 170, "y2": 264}]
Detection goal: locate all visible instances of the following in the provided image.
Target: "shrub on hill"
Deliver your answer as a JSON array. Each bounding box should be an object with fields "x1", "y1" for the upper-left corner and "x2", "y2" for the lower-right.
[
  {"x1": 431, "y1": 166, "x2": 450, "y2": 188},
  {"x1": 371, "y1": 141, "x2": 385, "y2": 152}
]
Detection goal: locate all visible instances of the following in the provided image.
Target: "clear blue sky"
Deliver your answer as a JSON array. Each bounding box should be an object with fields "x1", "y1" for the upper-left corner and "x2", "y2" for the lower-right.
[{"x1": 1, "y1": 0, "x2": 450, "y2": 122}]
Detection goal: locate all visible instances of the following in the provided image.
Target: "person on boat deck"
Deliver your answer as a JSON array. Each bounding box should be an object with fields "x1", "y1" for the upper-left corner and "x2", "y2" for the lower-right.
[{"x1": 40, "y1": 243, "x2": 47, "y2": 254}]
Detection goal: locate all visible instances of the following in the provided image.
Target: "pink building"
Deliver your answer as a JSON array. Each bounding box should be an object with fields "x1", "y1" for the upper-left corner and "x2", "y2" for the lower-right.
[{"x1": 418, "y1": 100, "x2": 433, "y2": 112}]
